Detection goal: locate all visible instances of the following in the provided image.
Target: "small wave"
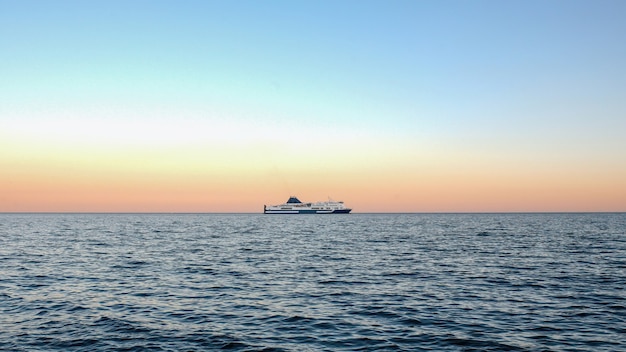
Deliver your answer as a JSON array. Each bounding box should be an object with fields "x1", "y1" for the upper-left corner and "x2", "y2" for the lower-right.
[{"x1": 443, "y1": 337, "x2": 525, "y2": 351}]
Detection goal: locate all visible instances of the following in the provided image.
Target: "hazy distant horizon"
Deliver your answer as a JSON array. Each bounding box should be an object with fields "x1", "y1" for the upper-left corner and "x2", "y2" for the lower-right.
[{"x1": 2, "y1": 211, "x2": 625, "y2": 215}]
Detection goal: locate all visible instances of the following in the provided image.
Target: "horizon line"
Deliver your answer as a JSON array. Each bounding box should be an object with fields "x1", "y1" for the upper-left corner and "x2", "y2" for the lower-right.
[{"x1": 1, "y1": 211, "x2": 624, "y2": 215}]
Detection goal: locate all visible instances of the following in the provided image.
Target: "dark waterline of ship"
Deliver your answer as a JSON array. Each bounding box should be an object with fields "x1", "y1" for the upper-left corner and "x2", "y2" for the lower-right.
[{"x1": 1, "y1": 213, "x2": 625, "y2": 351}]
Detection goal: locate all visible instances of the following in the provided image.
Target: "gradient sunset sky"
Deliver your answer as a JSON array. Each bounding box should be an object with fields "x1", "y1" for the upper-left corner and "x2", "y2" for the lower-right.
[{"x1": 1, "y1": 0, "x2": 625, "y2": 212}]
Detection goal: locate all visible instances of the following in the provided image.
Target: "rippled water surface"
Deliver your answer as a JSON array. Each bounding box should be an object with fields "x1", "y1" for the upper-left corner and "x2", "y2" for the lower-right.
[{"x1": 1, "y1": 213, "x2": 625, "y2": 351}]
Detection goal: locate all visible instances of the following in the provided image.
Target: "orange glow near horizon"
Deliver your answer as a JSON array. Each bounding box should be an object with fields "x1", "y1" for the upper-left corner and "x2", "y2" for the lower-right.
[{"x1": 2, "y1": 133, "x2": 624, "y2": 212}]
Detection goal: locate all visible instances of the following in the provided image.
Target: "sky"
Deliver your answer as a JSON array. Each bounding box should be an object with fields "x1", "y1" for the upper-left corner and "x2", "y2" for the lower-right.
[{"x1": 1, "y1": 0, "x2": 625, "y2": 212}]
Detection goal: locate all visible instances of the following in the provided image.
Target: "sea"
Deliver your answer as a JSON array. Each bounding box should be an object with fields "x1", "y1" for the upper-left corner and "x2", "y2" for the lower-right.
[{"x1": 1, "y1": 213, "x2": 625, "y2": 351}]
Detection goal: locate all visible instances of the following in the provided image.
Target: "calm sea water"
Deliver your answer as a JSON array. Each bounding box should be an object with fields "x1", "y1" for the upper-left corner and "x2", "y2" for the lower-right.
[{"x1": 1, "y1": 213, "x2": 625, "y2": 351}]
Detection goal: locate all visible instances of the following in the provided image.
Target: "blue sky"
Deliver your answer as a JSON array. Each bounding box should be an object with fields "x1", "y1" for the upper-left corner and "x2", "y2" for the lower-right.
[
  {"x1": 1, "y1": 0, "x2": 625, "y2": 211},
  {"x1": 4, "y1": 1, "x2": 625, "y2": 131}
]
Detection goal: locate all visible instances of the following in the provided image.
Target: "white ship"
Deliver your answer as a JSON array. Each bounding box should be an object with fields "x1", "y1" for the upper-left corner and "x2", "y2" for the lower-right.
[{"x1": 264, "y1": 197, "x2": 352, "y2": 214}]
